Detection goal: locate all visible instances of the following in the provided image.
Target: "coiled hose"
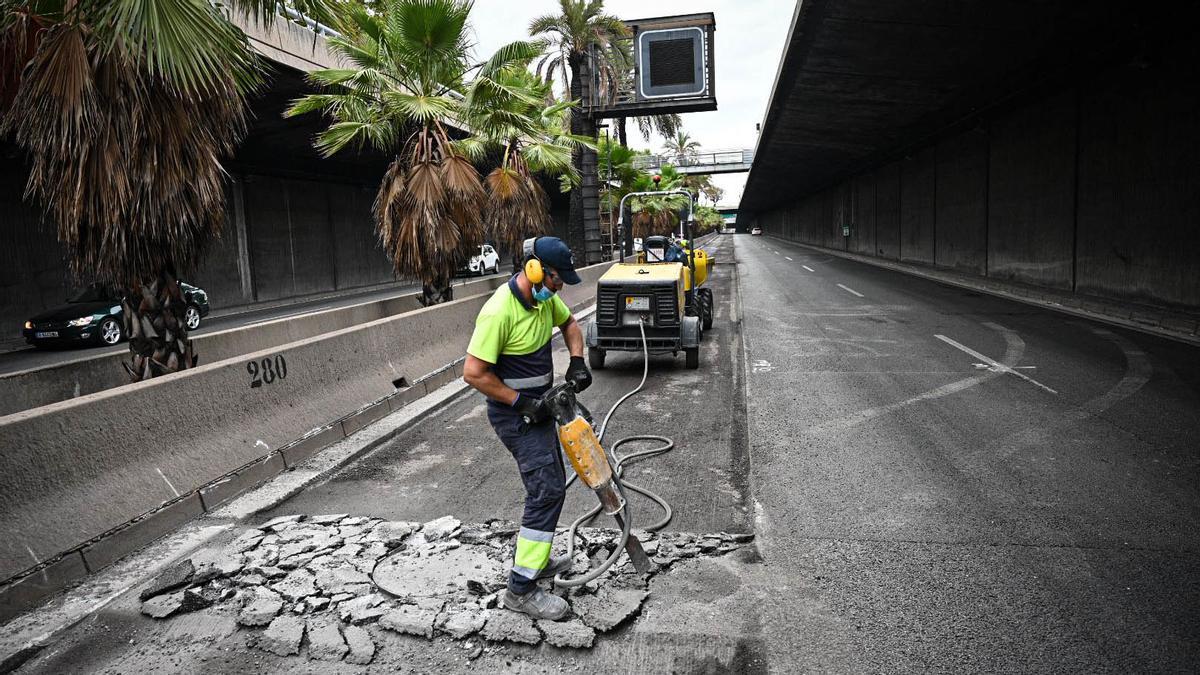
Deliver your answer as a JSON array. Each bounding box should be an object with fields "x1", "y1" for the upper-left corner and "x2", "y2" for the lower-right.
[{"x1": 554, "y1": 319, "x2": 675, "y2": 587}]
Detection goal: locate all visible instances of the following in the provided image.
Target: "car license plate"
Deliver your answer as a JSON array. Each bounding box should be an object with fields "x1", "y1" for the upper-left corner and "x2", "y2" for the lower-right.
[
  {"x1": 36, "y1": 331, "x2": 58, "y2": 338},
  {"x1": 625, "y1": 296, "x2": 649, "y2": 311}
]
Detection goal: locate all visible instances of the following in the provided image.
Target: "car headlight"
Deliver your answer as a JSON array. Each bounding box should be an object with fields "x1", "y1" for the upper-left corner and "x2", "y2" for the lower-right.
[
  {"x1": 67, "y1": 315, "x2": 98, "y2": 327},
  {"x1": 24, "y1": 320, "x2": 32, "y2": 330}
]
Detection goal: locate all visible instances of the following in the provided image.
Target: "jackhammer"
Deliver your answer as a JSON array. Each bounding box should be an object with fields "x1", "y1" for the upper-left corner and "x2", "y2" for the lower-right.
[{"x1": 550, "y1": 320, "x2": 674, "y2": 588}]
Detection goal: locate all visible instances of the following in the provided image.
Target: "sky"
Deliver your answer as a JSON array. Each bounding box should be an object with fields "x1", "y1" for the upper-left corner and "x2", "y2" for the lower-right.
[{"x1": 466, "y1": 0, "x2": 795, "y2": 208}]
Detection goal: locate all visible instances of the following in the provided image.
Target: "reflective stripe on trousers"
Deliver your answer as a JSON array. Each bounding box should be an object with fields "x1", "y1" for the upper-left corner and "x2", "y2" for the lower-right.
[{"x1": 511, "y1": 526, "x2": 554, "y2": 579}]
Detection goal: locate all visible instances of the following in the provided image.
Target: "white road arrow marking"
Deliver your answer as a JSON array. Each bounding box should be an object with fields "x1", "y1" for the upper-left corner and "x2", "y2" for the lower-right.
[{"x1": 936, "y1": 334, "x2": 1057, "y2": 394}]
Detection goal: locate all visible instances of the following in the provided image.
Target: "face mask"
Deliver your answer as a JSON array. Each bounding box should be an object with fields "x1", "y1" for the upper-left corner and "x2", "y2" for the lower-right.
[{"x1": 533, "y1": 285, "x2": 556, "y2": 302}]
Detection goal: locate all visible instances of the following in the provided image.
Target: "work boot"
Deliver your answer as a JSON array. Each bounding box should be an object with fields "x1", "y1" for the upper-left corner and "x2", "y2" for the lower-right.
[
  {"x1": 503, "y1": 587, "x2": 570, "y2": 621},
  {"x1": 533, "y1": 554, "x2": 572, "y2": 580}
]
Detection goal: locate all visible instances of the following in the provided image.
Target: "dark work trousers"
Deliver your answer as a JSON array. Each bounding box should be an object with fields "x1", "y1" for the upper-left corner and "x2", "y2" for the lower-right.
[{"x1": 488, "y1": 404, "x2": 567, "y2": 594}]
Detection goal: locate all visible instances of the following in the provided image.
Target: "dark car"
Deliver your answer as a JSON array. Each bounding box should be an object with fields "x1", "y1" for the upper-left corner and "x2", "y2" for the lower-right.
[{"x1": 22, "y1": 282, "x2": 211, "y2": 348}]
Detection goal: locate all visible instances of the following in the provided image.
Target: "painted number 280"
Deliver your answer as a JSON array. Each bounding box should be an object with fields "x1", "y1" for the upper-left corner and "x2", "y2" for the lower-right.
[{"x1": 248, "y1": 355, "x2": 288, "y2": 388}]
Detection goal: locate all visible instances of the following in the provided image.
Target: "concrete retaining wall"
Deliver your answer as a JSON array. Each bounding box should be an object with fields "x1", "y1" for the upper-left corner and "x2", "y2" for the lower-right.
[
  {"x1": 754, "y1": 41, "x2": 1200, "y2": 312},
  {"x1": 0, "y1": 261, "x2": 608, "y2": 602},
  {"x1": 0, "y1": 275, "x2": 510, "y2": 417}
]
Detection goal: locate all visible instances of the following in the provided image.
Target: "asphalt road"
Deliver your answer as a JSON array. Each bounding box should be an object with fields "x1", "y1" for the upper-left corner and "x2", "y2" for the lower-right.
[
  {"x1": 13, "y1": 233, "x2": 1200, "y2": 673},
  {"x1": 738, "y1": 234, "x2": 1200, "y2": 672},
  {"x1": 0, "y1": 271, "x2": 506, "y2": 377},
  {"x1": 261, "y1": 235, "x2": 750, "y2": 538}
]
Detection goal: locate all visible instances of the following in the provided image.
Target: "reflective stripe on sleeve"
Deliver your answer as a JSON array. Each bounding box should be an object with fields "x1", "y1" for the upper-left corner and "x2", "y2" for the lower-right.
[{"x1": 502, "y1": 373, "x2": 553, "y2": 389}]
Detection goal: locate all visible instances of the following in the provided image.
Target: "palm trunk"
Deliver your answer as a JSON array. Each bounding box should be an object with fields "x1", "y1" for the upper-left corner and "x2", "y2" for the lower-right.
[
  {"x1": 567, "y1": 53, "x2": 596, "y2": 261},
  {"x1": 617, "y1": 117, "x2": 628, "y2": 146},
  {"x1": 122, "y1": 269, "x2": 196, "y2": 381},
  {"x1": 420, "y1": 275, "x2": 454, "y2": 306}
]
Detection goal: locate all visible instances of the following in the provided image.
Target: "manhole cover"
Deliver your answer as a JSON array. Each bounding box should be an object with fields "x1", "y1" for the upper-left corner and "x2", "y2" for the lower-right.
[{"x1": 371, "y1": 546, "x2": 503, "y2": 599}]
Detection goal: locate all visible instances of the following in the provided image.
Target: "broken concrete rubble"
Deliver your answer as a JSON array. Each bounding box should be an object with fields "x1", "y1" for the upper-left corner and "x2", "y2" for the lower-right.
[
  {"x1": 257, "y1": 615, "x2": 305, "y2": 656},
  {"x1": 144, "y1": 513, "x2": 750, "y2": 663},
  {"x1": 573, "y1": 587, "x2": 649, "y2": 632},
  {"x1": 139, "y1": 559, "x2": 194, "y2": 601},
  {"x1": 379, "y1": 606, "x2": 438, "y2": 638},
  {"x1": 538, "y1": 619, "x2": 596, "y2": 649},
  {"x1": 139, "y1": 588, "x2": 211, "y2": 619},
  {"x1": 238, "y1": 596, "x2": 283, "y2": 627},
  {"x1": 481, "y1": 610, "x2": 540, "y2": 645},
  {"x1": 342, "y1": 624, "x2": 376, "y2": 665},
  {"x1": 306, "y1": 617, "x2": 348, "y2": 661}
]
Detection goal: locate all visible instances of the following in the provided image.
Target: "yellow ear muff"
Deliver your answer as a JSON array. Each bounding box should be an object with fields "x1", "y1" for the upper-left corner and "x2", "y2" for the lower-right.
[
  {"x1": 522, "y1": 237, "x2": 544, "y2": 284},
  {"x1": 525, "y1": 257, "x2": 544, "y2": 285}
]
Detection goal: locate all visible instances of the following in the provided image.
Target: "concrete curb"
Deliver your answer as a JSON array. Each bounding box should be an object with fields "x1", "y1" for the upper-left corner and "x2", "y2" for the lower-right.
[{"x1": 774, "y1": 237, "x2": 1200, "y2": 347}]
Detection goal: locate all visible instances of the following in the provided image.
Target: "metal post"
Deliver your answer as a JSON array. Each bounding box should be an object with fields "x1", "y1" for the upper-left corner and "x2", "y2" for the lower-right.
[{"x1": 606, "y1": 128, "x2": 614, "y2": 259}]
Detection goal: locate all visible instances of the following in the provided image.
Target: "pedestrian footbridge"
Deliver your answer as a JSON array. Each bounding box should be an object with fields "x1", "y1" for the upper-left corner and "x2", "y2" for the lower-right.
[{"x1": 632, "y1": 149, "x2": 754, "y2": 175}]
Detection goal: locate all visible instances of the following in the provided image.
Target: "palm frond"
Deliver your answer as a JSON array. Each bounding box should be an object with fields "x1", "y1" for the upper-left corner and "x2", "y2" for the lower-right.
[{"x1": 94, "y1": 0, "x2": 263, "y2": 95}]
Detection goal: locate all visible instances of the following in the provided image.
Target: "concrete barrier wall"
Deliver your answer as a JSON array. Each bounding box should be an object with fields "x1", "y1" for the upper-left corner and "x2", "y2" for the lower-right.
[
  {"x1": 756, "y1": 44, "x2": 1200, "y2": 312},
  {"x1": 0, "y1": 275, "x2": 510, "y2": 416},
  {"x1": 0, "y1": 261, "x2": 608, "y2": 589},
  {"x1": 987, "y1": 91, "x2": 1076, "y2": 290},
  {"x1": 850, "y1": 172, "x2": 876, "y2": 256},
  {"x1": 875, "y1": 162, "x2": 902, "y2": 260},
  {"x1": 1075, "y1": 39, "x2": 1200, "y2": 309},
  {"x1": 900, "y1": 147, "x2": 936, "y2": 265},
  {"x1": 934, "y1": 131, "x2": 988, "y2": 275}
]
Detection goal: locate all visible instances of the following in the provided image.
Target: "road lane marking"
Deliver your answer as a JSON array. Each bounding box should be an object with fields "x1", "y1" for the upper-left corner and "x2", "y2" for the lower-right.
[
  {"x1": 156, "y1": 468, "x2": 181, "y2": 497},
  {"x1": 935, "y1": 333, "x2": 1057, "y2": 394},
  {"x1": 806, "y1": 323, "x2": 1025, "y2": 435},
  {"x1": 773, "y1": 250, "x2": 779, "y2": 255},
  {"x1": 837, "y1": 284, "x2": 865, "y2": 298},
  {"x1": 785, "y1": 256, "x2": 793, "y2": 261},
  {"x1": 802, "y1": 265, "x2": 814, "y2": 272},
  {"x1": 970, "y1": 325, "x2": 1150, "y2": 459}
]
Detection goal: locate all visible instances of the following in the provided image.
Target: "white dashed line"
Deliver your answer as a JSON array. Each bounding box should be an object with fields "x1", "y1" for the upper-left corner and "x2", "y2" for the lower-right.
[
  {"x1": 773, "y1": 250, "x2": 779, "y2": 255},
  {"x1": 785, "y1": 256, "x2": 793, "y2": 261},
  {"x1": 935, "y1": 334, "x2": 1058, "y2": 394},
  {"x1": 156, "y1": 468, "x2": 181, "y2": 497},
  {"x1": 802, "y1": 265, "x2": 814, "y2": 272},
  {"x1": 837, "y1": 284, "x2": 865, "y2": 298}
]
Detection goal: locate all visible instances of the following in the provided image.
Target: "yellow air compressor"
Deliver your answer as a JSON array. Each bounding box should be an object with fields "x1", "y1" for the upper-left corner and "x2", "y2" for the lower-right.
[{"x1": 586, "y1": 189, "x2": 715, "y2": 369}]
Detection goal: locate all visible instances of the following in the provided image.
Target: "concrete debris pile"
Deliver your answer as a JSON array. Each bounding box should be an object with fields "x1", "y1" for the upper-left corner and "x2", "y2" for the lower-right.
[{"x1": 137, "y1": 514, "x2": 752, "y2": 663}]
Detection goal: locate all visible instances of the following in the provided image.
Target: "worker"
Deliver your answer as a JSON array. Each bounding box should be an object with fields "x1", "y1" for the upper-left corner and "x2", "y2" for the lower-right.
[{"x1": 462, "y1": 236, "x2": 593, "y2": 620}]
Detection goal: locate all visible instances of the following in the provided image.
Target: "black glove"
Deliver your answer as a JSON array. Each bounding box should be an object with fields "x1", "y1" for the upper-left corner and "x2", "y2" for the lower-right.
[
  {"x1": 565, "y1": 356, "x2": 592, "y2": 393},
  {"x1": 512, "y1": 392, "x2": 550, "y2": 424}
]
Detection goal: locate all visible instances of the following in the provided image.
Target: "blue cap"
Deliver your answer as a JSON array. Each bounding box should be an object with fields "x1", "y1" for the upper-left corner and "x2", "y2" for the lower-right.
[{"x1": 534, "y1": 237, "x2": 582, "y2": 285}]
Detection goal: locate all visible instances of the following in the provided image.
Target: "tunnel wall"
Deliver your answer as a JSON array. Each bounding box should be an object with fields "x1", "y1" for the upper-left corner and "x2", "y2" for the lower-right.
[
  {"x1": 0, "y1": 157, "x2": 73, "y2": 342},
  {"x1": 0, "y1": 170, "x2": 402, "y2": 347},
  {"x1": 755, "y1": 39, "x2": 1200, "y2": 311}
]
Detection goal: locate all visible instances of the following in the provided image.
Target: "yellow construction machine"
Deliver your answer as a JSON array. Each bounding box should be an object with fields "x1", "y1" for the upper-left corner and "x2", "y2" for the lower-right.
[{"x1": 585, "y1": 189, "x2": 715, "y2": 370}]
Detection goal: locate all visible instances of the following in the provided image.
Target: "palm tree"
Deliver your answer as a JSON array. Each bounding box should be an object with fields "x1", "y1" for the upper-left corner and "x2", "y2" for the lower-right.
[
  {"x1": 459, "y1": 57, "x2": 594, "y2": 271},
  {"x1": 626, "y1": 165, "x2": 689, "y2": 241},
  {"x1": 288, "y1": 0, "x2": 494, "y2": 306},
  {"x1": 663, "y1": 131, "x2": 701, "y2": 165},
  {"x1": 529, "y1": 0, "x2": 629, "y2": 256},
  {"x1": 0, "y1": 0, "x2": 333, "y2": 380}
]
